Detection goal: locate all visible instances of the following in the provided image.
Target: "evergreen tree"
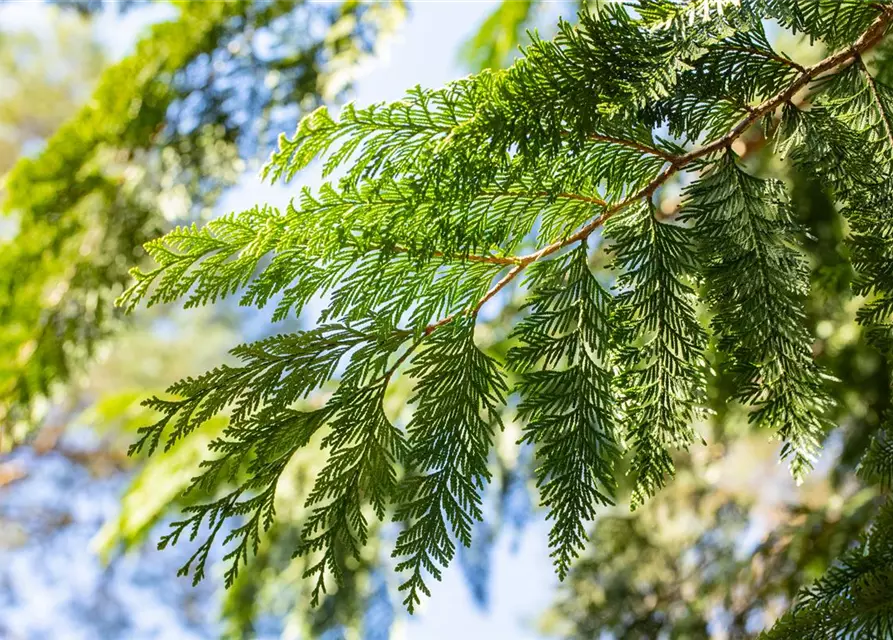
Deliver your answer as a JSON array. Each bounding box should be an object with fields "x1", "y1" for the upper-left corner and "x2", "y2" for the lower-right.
[{"x1": 32, "y1": 0, "x2": 893, "y2": 635}]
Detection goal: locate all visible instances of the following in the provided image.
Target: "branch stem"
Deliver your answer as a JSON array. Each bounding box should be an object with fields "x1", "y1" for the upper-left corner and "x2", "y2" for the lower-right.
[{"x1": 416, "y1": 9, "x2": 893, "y2": 347}]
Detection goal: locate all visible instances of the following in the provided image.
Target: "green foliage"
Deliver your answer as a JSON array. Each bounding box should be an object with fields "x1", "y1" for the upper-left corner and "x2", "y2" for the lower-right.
[
  {"x1": 114, "y1": 0, "x2": 893, "y2": 629},
  {"x1": 0, "y1": 0, "x2": 405, "y2": 447},
  {"x1": 128, "y1": 323, "x2": 406, "y2": 594},
  {"x1": 608, "y1": 203, "x2": 707, "y2": 508},
  {"x1": 118, "y1": 206, "x2": 286, "y2": 313},
  {"x1": 1, "y1": 2, "x2": 243, "y2": 444},
  {"x1": 763, "y1": 499, "x2": 893, "y2": 639},
  {"x1": 298, "y1": 379, "x2": 405, "y2": 605},
  {"x1": 508, "y1": 245, "x2": 619, "y2": 577},
  {"x1": 682, "y1": 157, "x2": 833, "y2": 480},
  {"x1": 393, "y1": 319, "x2": 505, "y2": 611},
  {"x1": 459, "y1": 0, "x2": 539, "y2": 71},
  {"x1": 546, "y1": 438, "x2": 882, "y2": 639},
  {"x1": 860, "y1": 418, "x2": 893, "y2": 490}
]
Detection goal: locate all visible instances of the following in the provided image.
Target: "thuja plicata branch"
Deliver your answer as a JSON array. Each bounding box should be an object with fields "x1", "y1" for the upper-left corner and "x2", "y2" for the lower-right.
[{"x1": 413, "y1": 11, "x2": 893, "y2": 346}]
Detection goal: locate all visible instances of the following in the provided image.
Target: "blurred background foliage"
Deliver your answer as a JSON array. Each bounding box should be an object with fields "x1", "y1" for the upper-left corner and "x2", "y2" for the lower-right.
[
  {"x1": 0, "y1": 2, "x2": 891, "y2": 639},
  {"x1": 0, "y1": 0, "x2": 407, "y2": 443}
]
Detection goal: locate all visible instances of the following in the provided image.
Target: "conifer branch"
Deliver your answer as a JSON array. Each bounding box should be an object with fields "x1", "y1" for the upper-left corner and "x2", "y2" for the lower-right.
[
  {"x1": 593, "y1": 8, "x2": 892, "y2": 229},
  {"x1": 718, "y1": 43, "x2": 807, "y2": 74},
  {"x1": 483, "y1": 189, "x2": 609, "y2": 207},
  {"x1": 856, "y1": 53, "x2": 893, "y2": 152},
  {"x1": 116, "y1": 2, "x2": 893, "y2": 618},
  {"x1": 585, "y1": 133, "x2": 679, "y2": 162},
  {"x1": 422, "y1": 264, "x2": 525, "y2": 335},
  {"x1": 391, "y1": 245, "x2": 520, "y2": 266},
  {"x1": 419, "y1": 10, "x2": 893, "y2": 339}
]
